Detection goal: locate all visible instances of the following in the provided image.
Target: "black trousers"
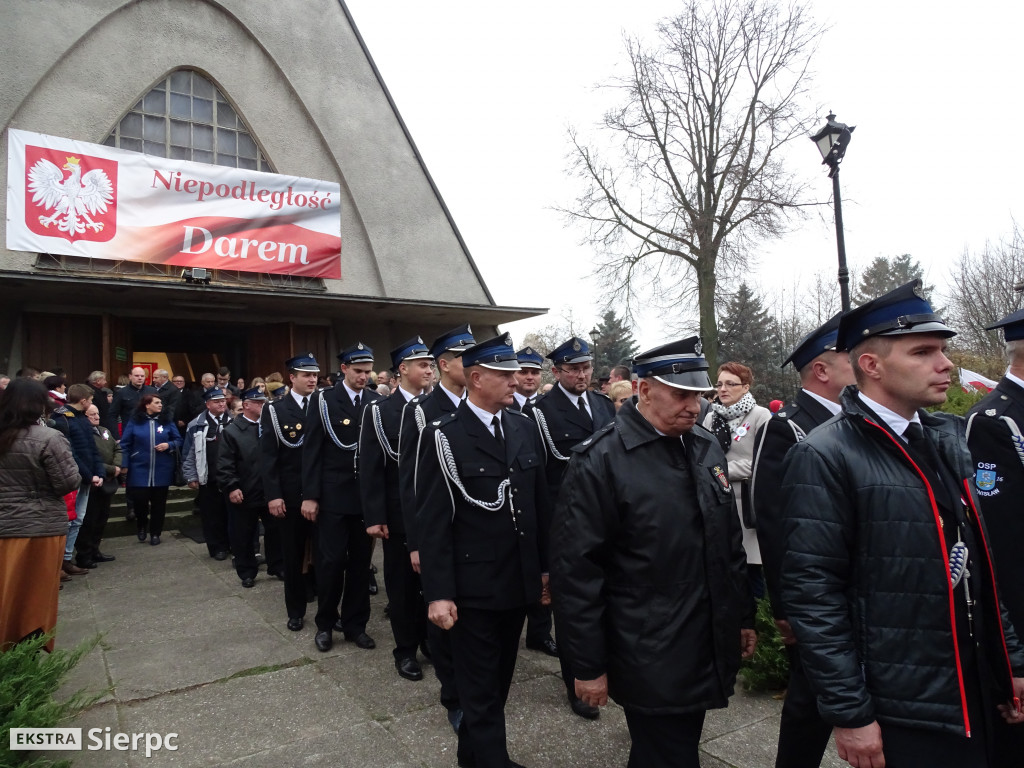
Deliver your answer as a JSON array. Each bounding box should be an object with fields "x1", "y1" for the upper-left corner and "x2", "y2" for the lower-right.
[
  {"x1": 525, "y1": 601, "x2": 552, "y2": 645},
  {"x1": 449, "y1": 605, "x2": 527, "y2": 768},
  {"x1": 76, "y1": 487, "x2": 112, "y2": 563},
  {"x1": 993, "y1": 710, "x2": 1024, "y2": 768},
  {"x1": 279, "y1": 504, "x2": 313, "y2": 620},
  {"x1": 879, "y1": 723, "x2": 989, "y2": 767},
  {"x1": 427, "y1": 620, "x2": 460, "y2": 711},
  {"x1": 314, "y1": 512, "x2": 371, "y2": 634},
  {"x1": 775, "y1": 644, "x2": 832, "y2": 768},
  {"x1": 382, "y1": 533, "x2": 427, "y2": 660},
  {"x1": 128, "y1": 486, "x2": 169, "y2": 536},
  {"x1": 228, "y1": 501, "x2": 280, "y2": 581},
  {"x1": 623, "y1": 708, "x2": 706, "y2": 768},
  {"x1": 197, "y1": 482, "x2": 229, "y2": 556}
]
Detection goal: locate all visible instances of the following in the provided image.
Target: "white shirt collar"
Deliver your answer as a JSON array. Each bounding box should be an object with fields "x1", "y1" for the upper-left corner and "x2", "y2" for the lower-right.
[
  {"x1": 558, "y1": 383, "x2": 590, "y2": 414},
  {"x1": 512, "y1": 391, "x2": 527, "y2": 408},
  {"x1": 290, "y1": 389, "x2": 309, "y2": 409},
  {"x1": 396, "y1": 385, "x2": 418, "y2": 403},
  {"x1": 858, "y1": 391, "x2": 920, "y2": 442},
  {"x1": 341, "y1": 380, "x2": 362, "y2": 404},
  {"x1": 439, "y1": 382, "x2": 463, "y2": 408},
  {"x1": 1005, "y1": 367, "x2": 1024, "y2": 391},
  {"x1": 802, "y1": 388, "x2": 842, "y2": 416},
  {"x1": 465, "y1": 397, "x2": 502, "y2": 434}
]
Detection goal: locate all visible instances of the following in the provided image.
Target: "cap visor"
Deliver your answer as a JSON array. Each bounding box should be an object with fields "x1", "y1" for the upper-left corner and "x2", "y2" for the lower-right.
[
  {"x1": 653, "y1": 372, "x2": 713, "y2": 391},
  {"x1": 517, "y1": 363, "x2": 543, "y2": 370},
  {"x1": 877, "y1": 322, "x2": 956, "y2": 339},
  {"x1": 561, "y1": 354, "x2": 593, "y2": 365},
  {"x1": 475, "y1": 360, "x2": 522, "y2": 371},
  {"x1": 402, "y1": 352, "x2": 434, "y2": 361}
]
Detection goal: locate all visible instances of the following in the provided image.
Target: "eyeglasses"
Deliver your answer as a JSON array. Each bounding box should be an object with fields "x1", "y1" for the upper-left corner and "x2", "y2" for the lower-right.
[{"x1": 715, "y1": 381, "x2": 743, "y2": 389}]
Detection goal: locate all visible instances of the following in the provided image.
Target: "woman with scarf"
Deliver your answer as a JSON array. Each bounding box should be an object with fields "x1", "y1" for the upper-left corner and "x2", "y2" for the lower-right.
[
  {"x1": 120, "y1": 394, "x2": 182, "y2": 546},
  {"x1": 702, "y1": 361, "x2": 772, "y2": 597}
]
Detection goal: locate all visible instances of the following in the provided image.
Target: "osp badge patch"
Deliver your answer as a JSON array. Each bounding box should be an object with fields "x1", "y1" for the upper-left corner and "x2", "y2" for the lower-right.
[
  {"x1": 712, "y1": 465, "x2": 731, "y2": 492},
  {"x1": 974, "y1": 463, "x2": 1002, "y2": 497}
]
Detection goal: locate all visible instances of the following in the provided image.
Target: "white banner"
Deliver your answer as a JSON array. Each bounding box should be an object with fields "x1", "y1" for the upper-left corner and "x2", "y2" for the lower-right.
[
  {"x1": 960, "y1": 366, "x2": 998, "y2": 394},
  {"x1": 6, "y1": 128, "x2": 341, "y2": 278}
]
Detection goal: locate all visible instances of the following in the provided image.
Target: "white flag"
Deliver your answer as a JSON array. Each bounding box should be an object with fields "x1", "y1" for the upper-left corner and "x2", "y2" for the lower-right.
[{"x1": 959, "y1": 367, "x2": 998, "y2": 394}]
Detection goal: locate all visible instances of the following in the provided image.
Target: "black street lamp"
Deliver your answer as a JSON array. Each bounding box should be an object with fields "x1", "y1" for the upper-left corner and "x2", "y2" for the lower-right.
[{"x1": 810, "y1": 112, "x2": 856, "y2": 312}]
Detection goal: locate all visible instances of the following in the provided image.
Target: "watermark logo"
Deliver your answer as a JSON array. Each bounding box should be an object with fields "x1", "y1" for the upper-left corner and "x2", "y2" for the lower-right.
[
  {"x1": 10, "y1": 728, "x2": 178, "y2": 757},
  {"x1": 10, "y1": 728, "x2": 81, "y2": 750}
]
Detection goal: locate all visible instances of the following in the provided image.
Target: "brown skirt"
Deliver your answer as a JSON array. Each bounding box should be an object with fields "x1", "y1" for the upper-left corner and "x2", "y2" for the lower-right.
[{"x1": 0, "y1": 535, "x2": 65, "y2": 652}]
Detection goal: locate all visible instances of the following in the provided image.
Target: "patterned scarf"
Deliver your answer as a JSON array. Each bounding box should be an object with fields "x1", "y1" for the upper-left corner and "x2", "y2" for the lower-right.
[{"x1": 709, "y1": 392, "x2": 757, "y2": 452}]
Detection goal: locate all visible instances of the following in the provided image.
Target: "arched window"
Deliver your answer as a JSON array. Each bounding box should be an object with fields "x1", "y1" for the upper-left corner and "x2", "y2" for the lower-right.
[{"x1": 103, "y1": 70, "x2": 273, "y2": 172}]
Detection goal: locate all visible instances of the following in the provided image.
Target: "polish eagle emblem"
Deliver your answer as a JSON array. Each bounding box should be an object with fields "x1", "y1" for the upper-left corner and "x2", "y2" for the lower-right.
[{"x1": 27, "y1": 155, "x2": 114, "y2": 238}]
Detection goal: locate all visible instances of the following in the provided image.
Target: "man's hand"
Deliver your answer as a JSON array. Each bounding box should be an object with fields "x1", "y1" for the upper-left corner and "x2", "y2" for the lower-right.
[
  {"x1": 155, "y1": 442, "x2": 169, "y2": 452},
  {"x1": 540, "y1": 573, "x2": 551, "y2": 606},
  {"x1": 775, "y1": 619, "x2": 797, "y2": 646},
  {"x1": 998, "y1": 676, "x2": 1024, "y2": 724},
  {"x1": 409, "y1": 550, "x2": 420, "y2": 573},
  {"x1": 740, "y1": 628, "x2": 757, "y2": 659},
  {"x1": 575, "y1": 674, "x2": 608, "y2": 708},
  {"x1": 268, "y1": 498, "x2": 286, "y2": 518},
  {"x1": 300, "y1": 499, "x2": 319, "y2": 522},
  {"x1": 188, "y1": 481, "x2": 199, "y2": 490},
  {"x1": 228, "y1": 489, "x2": 244, "y2": 505},
  {"x1": 835, "y1": 722, "x2": 885, "y2": 767},
  {"x1": 91, "y1": 475, "x2": 103, "y2": 488},
  {"x1": 366, "y1": 524, "x2": 389, "y2": 539},
  {"x1": 428, "y1": 600, "x2": 458, "y2": 630}
]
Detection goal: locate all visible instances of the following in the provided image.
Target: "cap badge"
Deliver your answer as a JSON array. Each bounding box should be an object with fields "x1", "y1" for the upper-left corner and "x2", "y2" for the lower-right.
[
  {"x1": 694, "y1": 340, "x2": 702, "y2": 356},
  {"x1": 467, "y1": 324, "x2": 472, "y2": 334},
  {"x1": 504, "y1": 333, "x2": 512, "y2": 346},
  {"x1": 417, "y1": 336, "x2": 423, "y2": 344},
  {"x1": 572, "y1": 339, "x2": 581, "y2": 352},
  {"x1": 986, "y1": 409, "x2": 997, "y2": 416},
  {"x1": 912, "y1": 283, "x2": 925, "y2": 299},
  {"x1": 357, "y1": 342, "x2": 364, "y2": 350}
]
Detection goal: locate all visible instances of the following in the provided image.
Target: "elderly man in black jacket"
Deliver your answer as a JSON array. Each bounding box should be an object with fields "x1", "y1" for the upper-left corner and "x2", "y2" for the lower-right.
[
  {"x1": 551, "y1": 337, "x2": 755, "y2": 768},
  {"x1": 780, "y1": 281, "x2": 1024, "y2": 768}
]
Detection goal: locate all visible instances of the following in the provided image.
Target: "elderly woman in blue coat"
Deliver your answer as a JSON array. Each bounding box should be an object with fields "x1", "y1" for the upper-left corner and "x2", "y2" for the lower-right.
[{"x1": 120, "y1": 394, "x2": 182, "y2": 545}]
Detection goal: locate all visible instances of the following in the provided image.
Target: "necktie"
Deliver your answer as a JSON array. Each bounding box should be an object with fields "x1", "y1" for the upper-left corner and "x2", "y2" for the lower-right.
[
  {"x1": 301, "y1": 396, "x2": 308, "y2": 412},
  {"x1": 904, "y1": 422, "x2": 951, "y2": 509},
  {"x1": 353, "y1": 393, "x2": 360, "y2": 409},
  {"x1": 577, "y1": 395, "x2": 593, "y2": 429},
  {"x1": 491, "y1": 415, "x2": 505, "y2": 449}
]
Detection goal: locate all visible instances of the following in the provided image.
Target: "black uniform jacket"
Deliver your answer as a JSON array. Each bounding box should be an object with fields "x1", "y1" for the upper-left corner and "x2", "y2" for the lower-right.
[
  {"x1": 526, "y1": 385, "x2": 615, "y2": 499},
  {"x1": 217, "y1": 415, "x2": 265, "y2": 506},
  {"x1": 417, "y1": 402, "x2": 550, "y2": 611},
  {"x1": 260, "y1": 394, "x2": 308, "y2": 508},
  {"x1": 550, "y1": 399, "x2": 752, "y2": 715},
  {"x1": 302, "y1": 385, "x2": 380, "y2": 516},
  {"x1": 398, "y1": 386, "x2": 460, "y2": 550},
  {"x1": 780, "y1": 387, "x2": 1024, "y2": 734},
  {"x1": 967, "y1": 375, "x2": 1024, "y2": 640},
  {"x1": 360, "y1": 389, "x2": 413, "y2": 534},
  {"x1": 750, "y1": 389, "x2": 836, "y2": 618}
]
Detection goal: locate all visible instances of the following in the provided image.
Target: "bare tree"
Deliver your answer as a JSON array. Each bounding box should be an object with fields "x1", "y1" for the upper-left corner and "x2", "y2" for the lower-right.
[
  {"x1": 945, "y1": 224, "x2": 1024, "y2": 362},
  {"x1": 562, "y1": 0, "x2": 823, "y2": 371}
]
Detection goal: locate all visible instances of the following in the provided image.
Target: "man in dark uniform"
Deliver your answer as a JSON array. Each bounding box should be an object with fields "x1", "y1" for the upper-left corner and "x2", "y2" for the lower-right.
[
  {"x1": 750, "y1": 312, "x2": 852, "y2": 768},
  {"x1": 361, "y1": 337, "x2": 436, "y2": 675},
  {"x1": 417, "y1": 333, "x2": 551, "y2": 768},
  {"x1": 551, "y1": 336, "x2": 755, "y2": 768},
  {"x1": 302, "y1": 342, "x2": 381, "y2": 653},
  {"x1": 526, "y1": 336, "x2": 615, "y2": 718},
  {"x1": 510, "y1": 346, "x2": 557, "y2": 659},
  {"x1": 397, "y1": 325, "x2": 474, "y2": 721},
  {"x1": 218, "y1": 387, "x2": 281, "y2": 588},
  {"x1": 182, "y1": 387, "x2": 232, "y2": 560},
  {"x1": 966, "y1": 307, "x2": 1024, "y2": 766},
  {"x1": 261, "y1": 353, "x2": 320, "y2": 632},
  {"x1": 780, "y1": 282, "x2": 1024, "y2": 768},
  {"x1": 110, "y1": 366, "x2": 156, "y2": 432}
]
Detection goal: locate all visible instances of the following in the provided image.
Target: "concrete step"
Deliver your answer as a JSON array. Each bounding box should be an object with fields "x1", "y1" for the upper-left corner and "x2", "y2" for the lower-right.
[{"x1": 105, "y1": 486, "x2": 200, "y2": 539}]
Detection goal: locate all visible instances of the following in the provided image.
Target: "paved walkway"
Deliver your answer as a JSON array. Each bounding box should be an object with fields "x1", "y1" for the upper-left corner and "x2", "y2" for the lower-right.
[{"x1": 51, "y1": 529, "x2": 845, "y2": 767}]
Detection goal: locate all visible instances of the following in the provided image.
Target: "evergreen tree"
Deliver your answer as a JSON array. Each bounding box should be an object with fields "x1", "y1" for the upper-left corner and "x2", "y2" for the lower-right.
[
  {"x1": 717, "y1": 283, "x2": 791, "y2": 402},
  {"x1": 854, "y1": 254, "x2": 933, "y2": 305},
  {"x1": 590, "y1": 310, "x2": 640, "y2": 376}
]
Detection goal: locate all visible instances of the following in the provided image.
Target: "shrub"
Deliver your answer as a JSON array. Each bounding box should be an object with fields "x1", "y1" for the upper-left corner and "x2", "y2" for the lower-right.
[{"x1": 740, "y1": 597, "x2": 790, "y2": 692}]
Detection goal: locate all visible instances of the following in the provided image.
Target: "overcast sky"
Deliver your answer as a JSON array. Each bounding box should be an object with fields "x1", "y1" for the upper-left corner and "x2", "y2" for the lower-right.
[{"x1": 344, "y1": 0, "x2": 1024, "y2": 348}]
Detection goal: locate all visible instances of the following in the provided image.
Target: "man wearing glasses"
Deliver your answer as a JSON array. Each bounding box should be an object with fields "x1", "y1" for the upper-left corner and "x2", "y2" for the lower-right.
[{"x1": 526, "y1": 336, "x2": 615, "y2": 719}]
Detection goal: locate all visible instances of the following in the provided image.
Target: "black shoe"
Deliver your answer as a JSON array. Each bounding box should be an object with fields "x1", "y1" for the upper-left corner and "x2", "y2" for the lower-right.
[
  {"x1": 94, "y1": 552, "x2": 115, "y2": 563},
  {"x1": 287, "y1": 617, "x2": 304, "y2": 632},
  {"x1": 137, "y1": 530, "x2": 146, "y2": 542},
  {"x1": 241, "y1": 578, "x2": 255, "y2": 589},
  {"x1": 569, "y1": 695, "x2": 600, "y2": 720},
  {"x1": 368, "y1": 572, "x2": 378, "y2": 595},
  {"x1": 395, "y1": 657, "x2": 423, "y2": 681},
  {"x1": 344, "y1": 632, "x2": 375, "y2": 650},
  {"x1": 267, "y1": 569, "x2": 285, "y2": 581},
  {"x1": 314, "y1": 630, "x2": 333, "y2": 652},
  {"x1": 150, "y1": 535, "x2": 161, "y2": 546},
  {"x1": 213, "y1": 551, "x2": 229, "y2": 561},
  {"x1": 76, "y1": 559, "x2": 98, "y2": 569},
  {"x1": 526, "y1": 637, "x2": 558, "y2": 657}
]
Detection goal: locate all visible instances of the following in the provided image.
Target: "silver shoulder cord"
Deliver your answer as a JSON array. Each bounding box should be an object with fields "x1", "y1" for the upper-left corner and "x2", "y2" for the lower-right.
[
  {"x1": 319, "y1": 394, "x2": 357, "y2": 451},
  {"x1": 966, "y1": 411, "x2": 1024, "y2": 470},
  {"x1": 414, "y1": 403, "x2": 427, "y2": 432},
  {"x1": 267, "y1": 402, "x2": 303, "y2": 448},
  {"x1": 372, "y1": 403, "x2": 400, "y2": 462},
  {"x1": 434, "y1": 428, "x2": 512, "y2": 514},
  {"x1": 533, "y1": 408, "x2": 570, "y2": 462}
]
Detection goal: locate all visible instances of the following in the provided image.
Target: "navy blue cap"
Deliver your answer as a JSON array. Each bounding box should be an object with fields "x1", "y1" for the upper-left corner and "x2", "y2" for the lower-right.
[
  {"x1": 430, "y1": 324, "x2": 475, "y2": 358},
  {"x1": 516, "y1": 346, "x2": 544, "y2": 369},
  {"x1": 632, "y1": 336, "x2": 712, "y2": 391},
  {"x1": 547, "y1": 337, "x2": 593, "y2": 365},
  {"x1": 836, "y1": 280, "x2": 954, "y2": 351},
  {"x1": 203, "y1": 387, "x2": 226, "y2": 401},
  {"x1": 986, "y1": 308, "x2": 1024, "y2": 342},
  {"x1": 390, "y1": 337, "x2": 433, "y2": 370},
  {"x1": 338, "y1": 342, "x2": 374, "y2": 365},
  {"x1": 782, "y1": 312, "x2": 843, "y2": 370},
  {"x1": 462, "y1": 333, "x2": 521, "y2": 370},
  {"x1": 286, "y1": 353, "x2": 320, "y2": 373},
  {"x1": 241, "y1": 387, "x2": 267, "y2": 401}
]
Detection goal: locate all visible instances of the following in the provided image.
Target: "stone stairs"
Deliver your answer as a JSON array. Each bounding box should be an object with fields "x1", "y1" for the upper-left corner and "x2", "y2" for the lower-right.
[{"x1": 104, "y1": 485, "x2": 199, "y2": 538}]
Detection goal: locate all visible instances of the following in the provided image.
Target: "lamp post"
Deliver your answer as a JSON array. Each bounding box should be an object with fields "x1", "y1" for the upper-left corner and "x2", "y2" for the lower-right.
[{"x1": 810, "y1": 112, "x2": 855, "y2": 312}]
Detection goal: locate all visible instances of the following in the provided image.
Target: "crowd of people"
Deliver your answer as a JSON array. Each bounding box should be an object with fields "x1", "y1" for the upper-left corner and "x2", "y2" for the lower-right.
[{"x1": 3, "y1": 280, "x2": 1024, "y2": 767}]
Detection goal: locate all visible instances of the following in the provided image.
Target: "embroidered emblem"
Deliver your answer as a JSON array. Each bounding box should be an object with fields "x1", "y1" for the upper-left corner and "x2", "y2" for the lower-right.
[
  {"x1": 694, "y1": 340, "x2": 702, "y2": 356},
  {"x1": 713, "y1": 465, "x2": 731, "y2": 491},
  {"x1": 572, "y1": 339, "x2": 581, "y2": 351},
  {"x1": 986, "y1": 409, "x2": 997, "y2": 416},
  {"x1": 975, "y1": 469, "x2": 997, "y2": 491},
  {"x1": 342, "y1": 418, "x2": 351, "y2": 426},
  {"x1": 357, "y1": 342, "x2": 364, "y2": 350},
  {"x1": 778, "y1": 411, "x2": 787, "y2": 417},
  {"x1": 433, "y1": 420, "x2": 441, "y2": 426}
]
